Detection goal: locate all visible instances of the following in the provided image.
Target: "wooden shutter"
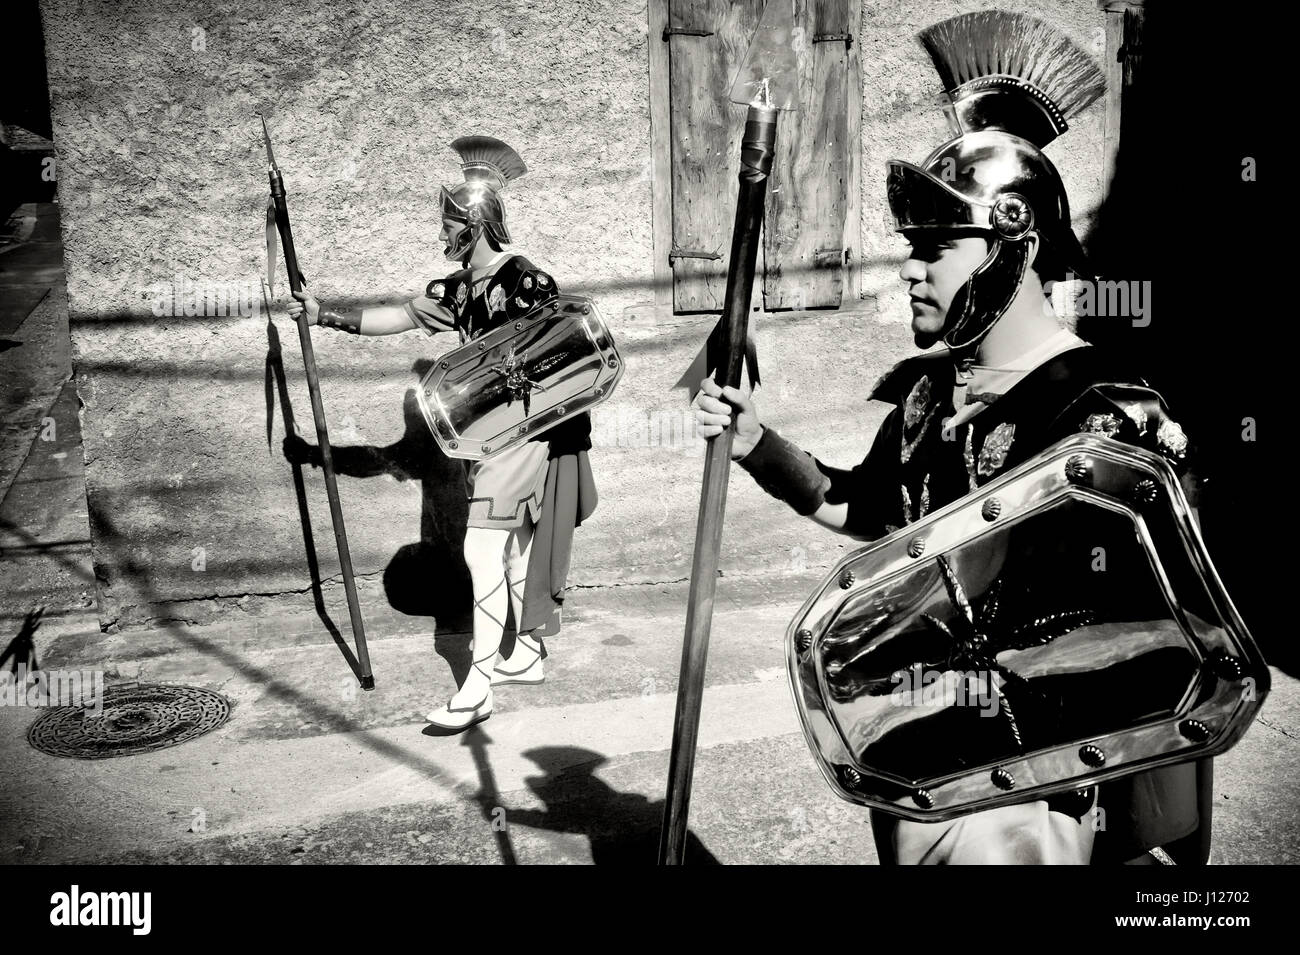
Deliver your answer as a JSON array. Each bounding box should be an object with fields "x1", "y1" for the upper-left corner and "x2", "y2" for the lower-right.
[
  {"x1": 662, "y1": 0, "x2": 855, "y2": 314},
  {"x1": 666, "y1": 0, "x2": 763, "y2": 313},
  {"x1": 763, "y1": 0, "x2": 854, "y2": 310}
]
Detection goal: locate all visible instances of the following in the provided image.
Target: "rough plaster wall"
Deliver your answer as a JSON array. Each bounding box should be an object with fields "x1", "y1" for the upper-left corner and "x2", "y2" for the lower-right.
[{"x1": 43, "y1": 0, "x2": 1106, "y2": 630}]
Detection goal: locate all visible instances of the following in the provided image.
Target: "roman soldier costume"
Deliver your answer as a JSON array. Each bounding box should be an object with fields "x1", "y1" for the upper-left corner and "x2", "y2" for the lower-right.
[
  {"x1": 734, "y1": 11, "x2": 1266, "y2": 864},
  {"x1": 309, "y1": 136, "x2": 597, "y2": 729}
]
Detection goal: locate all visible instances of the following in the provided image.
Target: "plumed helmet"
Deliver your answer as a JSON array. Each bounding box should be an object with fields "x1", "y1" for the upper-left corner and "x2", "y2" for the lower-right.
[
  {"x1": 440, "y1": 136, "x2": 527, "y2": 260},
  {"x1": 886, "y1": 11, "x2": 1104, "y2": 357}
]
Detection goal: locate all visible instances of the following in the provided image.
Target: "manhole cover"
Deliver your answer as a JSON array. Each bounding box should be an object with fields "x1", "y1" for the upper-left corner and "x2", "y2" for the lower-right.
[{"x1": 27, "y1": 683, "x2": 231, "y2": 759}]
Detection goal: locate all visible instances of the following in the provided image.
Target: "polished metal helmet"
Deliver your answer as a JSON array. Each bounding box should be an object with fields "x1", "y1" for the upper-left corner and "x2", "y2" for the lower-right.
[
  {"x1": 440, "y1": 136, "x2": 527, "y2": 261},
  {"x1": 886, "y1": 11, "x2": 1104, "y2": 359}
]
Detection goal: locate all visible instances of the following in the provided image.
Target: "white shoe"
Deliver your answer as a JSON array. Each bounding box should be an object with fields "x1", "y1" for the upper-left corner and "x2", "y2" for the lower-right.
[
  {"x1": 425, "y1": 688, "x2": 493, "y2": 731},
  {"x1": 491, "y1": 653, "x2": 545, "y2": 686}
]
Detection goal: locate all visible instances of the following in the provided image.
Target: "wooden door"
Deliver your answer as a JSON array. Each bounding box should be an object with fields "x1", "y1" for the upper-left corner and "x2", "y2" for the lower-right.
[
  {"x1": 763, "y1": 0, "x2": 854, "y2": 310},
  {"x1": 666, "y1": 0, "x2": 763, "y2": 313},
  {"x1": 662, "y1": 0, "x2": 856, "y2": 314}
]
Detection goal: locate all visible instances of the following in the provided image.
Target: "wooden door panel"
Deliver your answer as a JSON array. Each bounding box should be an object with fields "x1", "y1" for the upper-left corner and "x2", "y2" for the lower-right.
[
  {"x1": 667, "y1": 0, "x2": 763, "y2": 313},
  {"x1": 763, "y1": 0, "x2": 852, "y2": 310}
]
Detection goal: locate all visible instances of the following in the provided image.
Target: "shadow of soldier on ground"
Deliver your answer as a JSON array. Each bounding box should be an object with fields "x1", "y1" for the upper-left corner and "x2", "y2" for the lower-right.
[
  {"x1": 281, "y1": 359, "x2": 534, "y2": 687},
  {"x1": 504, "y1": 746, "x2": 721, "y2": 865}
]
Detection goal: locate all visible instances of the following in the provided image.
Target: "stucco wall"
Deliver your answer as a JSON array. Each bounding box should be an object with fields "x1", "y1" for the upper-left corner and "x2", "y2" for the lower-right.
[{"x1": 42, "y1": 0, "x2": 1106, "y2": 629}]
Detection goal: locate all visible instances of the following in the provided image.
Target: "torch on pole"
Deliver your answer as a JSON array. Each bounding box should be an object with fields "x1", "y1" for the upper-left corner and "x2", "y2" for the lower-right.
[
  {"x1": 658, "y1": 0, "x2": 798, "y2": 865},
  {"x1": 260, "y1": 115, "x2": 375, "y2": 691}
]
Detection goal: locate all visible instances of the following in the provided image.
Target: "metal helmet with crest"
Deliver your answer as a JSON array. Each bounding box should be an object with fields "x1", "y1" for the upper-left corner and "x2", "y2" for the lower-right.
[
  {"x1": 886, "y1": 11, "x2": 1105, "y2": 361},
  {"x1": 440, "y1": 136, "x2": 527, "y2": 260}
]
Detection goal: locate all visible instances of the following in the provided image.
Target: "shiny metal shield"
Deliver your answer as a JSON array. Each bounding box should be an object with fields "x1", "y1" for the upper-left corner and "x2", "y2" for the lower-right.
[
  {"x1": 417, "y1": 294, "x2": 623, "y2": 460},
  {"x1": 787, "y1": 434, "x2": 1268, "y2": 822}
]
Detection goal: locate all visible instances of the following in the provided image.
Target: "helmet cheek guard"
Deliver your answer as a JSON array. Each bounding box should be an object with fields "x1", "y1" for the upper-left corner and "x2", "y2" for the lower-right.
[
  {"x1": 942, "y1": 232, "x2": 1033, "y2": 352},
  {"x1": 942, "y1": 192, "x2": 1036, "y2": 353}
]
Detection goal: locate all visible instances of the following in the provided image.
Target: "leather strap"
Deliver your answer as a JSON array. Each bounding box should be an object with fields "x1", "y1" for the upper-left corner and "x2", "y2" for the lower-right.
[
  {"x1": 737, "y1": 427, "x2": 830, "y2": 516},
  {"x1": 317, "y1": 308, "x2": 362, "y2": 334}
]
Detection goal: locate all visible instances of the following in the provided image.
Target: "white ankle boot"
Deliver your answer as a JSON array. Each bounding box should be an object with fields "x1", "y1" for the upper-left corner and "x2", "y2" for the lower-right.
[{"x1": 427, "y1": 663, "x2": 494, "y2": 731}]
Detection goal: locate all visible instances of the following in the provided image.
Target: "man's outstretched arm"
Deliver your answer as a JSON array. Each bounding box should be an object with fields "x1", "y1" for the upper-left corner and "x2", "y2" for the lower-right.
[{"x1": 288, "y1": 291, "x2": 453, "y2": 336}]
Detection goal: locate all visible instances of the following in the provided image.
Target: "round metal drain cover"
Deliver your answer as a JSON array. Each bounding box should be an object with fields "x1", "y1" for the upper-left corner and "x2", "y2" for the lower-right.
[{"x1": 27, "y1": 683, "x2": 231, "y2": 759}]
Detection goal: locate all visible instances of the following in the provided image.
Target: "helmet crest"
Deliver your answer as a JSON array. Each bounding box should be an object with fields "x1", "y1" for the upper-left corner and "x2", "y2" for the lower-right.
[{"x1": 440, "y1": 136, "x2": 527, "y2": 261}]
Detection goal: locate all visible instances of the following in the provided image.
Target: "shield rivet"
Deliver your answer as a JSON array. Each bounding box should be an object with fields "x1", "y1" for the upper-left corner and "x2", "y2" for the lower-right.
[
  {"x1": 1179, "y1": 719, "x2": 1211, "y2": 743},
  {"x1": 795, "y1": 629, "x2": 813, "y2": 653},
  {"x1": 1065, "y1": 454, "x2": 1092, "y2": 485},
  {"x1": 440, "y1": 361, "x2": 449, "y2": 369},
  {"x1": 907, "y1": 537, "x2": 926, "y2": 558},
  {"x1": 1209, "y1": 650, "x2": 1244, "y2": 681},
  {"x1": 478, "y1": 342, "x2": 486, "y2": 351},
  {"x1": 1079, "y1": 744, "x2": 1106, "y2": 767},
  {"x1": 912, "y1": 789, "x2": 934, "y2": 810},
  {"x1": 594, "y1": 387, "x2": 605, "y2": 397},
  {"x1": 557, "y1": 405, "x2": 567, "y2": 416},
  {"x1": 608, "y1": 357, "x2": 618, "y2": 368},
  {"x1": 841, "y1": 766, "x2": 861, "y2": 788},
  {"x1": 514, "y1": 321, "x2": 523, "y2": 330},
  {"x1": 424, "y1": 388, "x2": 433, "y2": 396},
  {"x1": 448, "y1": 441, "x2": 459, "y2": 450},
  {"x1": 518, "y1": 425, "x2": 528, "y2": 435},
  {"x1": 981, "y1": 497, "x2": 1002, "y2": 521},
  {"x1": 582, "y1": 304, "x2": 591, "y2": 314},
  {"x1": 1133, "y1": 478, "x2": 1159, "y2": 505},
  {"x1": 991, "y1": 767, "x2": 1015, "y2": 790},
  {"x1": 482, "y1": 445, "x2": 491, "y2": 454},
  {"x1": 838, "y1": 570, "x2": 855, "y2": 589}
]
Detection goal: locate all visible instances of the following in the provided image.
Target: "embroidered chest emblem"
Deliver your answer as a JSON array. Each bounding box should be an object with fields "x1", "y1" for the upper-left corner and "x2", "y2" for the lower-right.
[
  {"x1": 965, "y1": 422, "x2": 1017, "y2": 488},
  {"x1": 903, "y1": 376, "x2": 932, "y2": 431},
  {"x1": 899, "y1": 375, "x2": 941, "y2": 464},
  {"x1": 488, "y1": 284, "x2": 507, "y2": 317},
  {"x1": 979, "y1": 422, "x2": 1016, "y2": 475},
  {"x1": 1081, "y1": 413, "x2": 1122, "y2": 438},
  {"x1": 455, "y1": 283, "x2": 468, "y2": 307}
]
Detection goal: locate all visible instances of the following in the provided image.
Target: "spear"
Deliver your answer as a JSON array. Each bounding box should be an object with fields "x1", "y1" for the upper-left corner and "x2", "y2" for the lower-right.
[
  {"x1": 260, "y1": 115, "x2": 374, "y2": 690},
  {"x1": 658, "y1": 0, "x2": 799, "y2": 864}
]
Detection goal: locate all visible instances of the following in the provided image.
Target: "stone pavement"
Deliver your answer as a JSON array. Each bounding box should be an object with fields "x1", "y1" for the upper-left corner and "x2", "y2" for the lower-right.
[
  {"x1": 1, "y1": 574, "x2": 1297, "y2": 865},
  {"x1": 0, "y1": 203, "x2": 1296, "y2": 865}
]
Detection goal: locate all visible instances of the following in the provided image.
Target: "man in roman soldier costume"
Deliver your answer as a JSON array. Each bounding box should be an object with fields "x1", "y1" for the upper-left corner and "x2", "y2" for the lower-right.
[
  {"x1": 288, "y1": 136, "x2": 596, "y2": 732},
  {"x1": 694, "y1": 12, "x2": 1212, "y2": 864}
]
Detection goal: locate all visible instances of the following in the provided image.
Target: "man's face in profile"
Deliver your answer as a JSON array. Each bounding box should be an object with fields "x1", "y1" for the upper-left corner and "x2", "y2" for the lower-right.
[
  {"x1": 440, "y1": 215, "x2": 470, "y2": 261},
  {"x1": 898, "y1": 231, "x2": 990, "y2": 346}
]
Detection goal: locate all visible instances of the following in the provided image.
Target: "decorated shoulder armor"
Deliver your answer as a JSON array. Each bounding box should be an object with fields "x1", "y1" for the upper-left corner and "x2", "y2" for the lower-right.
[
  {"x1": 492, "y1": 255, "x2": 558, "y2": 321},
  {"x1": 425, "y1": 272, "x2": 470, "y2": 314},
  {"x1": 1054, "y1": 382, "x2": 1193, "y2": 476},
  {"x1": 868, "y1": 352, "x2": 952, "y2": 407}
]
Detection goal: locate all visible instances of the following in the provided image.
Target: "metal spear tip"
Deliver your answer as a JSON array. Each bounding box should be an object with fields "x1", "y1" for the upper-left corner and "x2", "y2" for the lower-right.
[
  {"x1": 259, "y1": 113, "x2": 277, "y2": 168},
  {"x1": 728, "y1": 0, "x2": 800, "y2": 109}
]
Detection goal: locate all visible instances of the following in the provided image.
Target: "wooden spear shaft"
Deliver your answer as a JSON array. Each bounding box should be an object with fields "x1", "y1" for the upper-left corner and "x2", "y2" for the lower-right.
[
  {"x1": 264, "y1": 121, "x2": 375, "y2": 690},
  {"x1": 659, "y1": 104, "x2": 778, "y2": 864}
]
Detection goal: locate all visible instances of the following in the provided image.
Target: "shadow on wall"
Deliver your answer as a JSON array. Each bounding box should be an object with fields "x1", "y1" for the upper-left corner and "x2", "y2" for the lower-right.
[
  {"x1": 1080, "y1": 1, "x2": 1284, "y2": 675},
  {"x1": 273, "y1": 317, "x2": 485, "y2": 684}
]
